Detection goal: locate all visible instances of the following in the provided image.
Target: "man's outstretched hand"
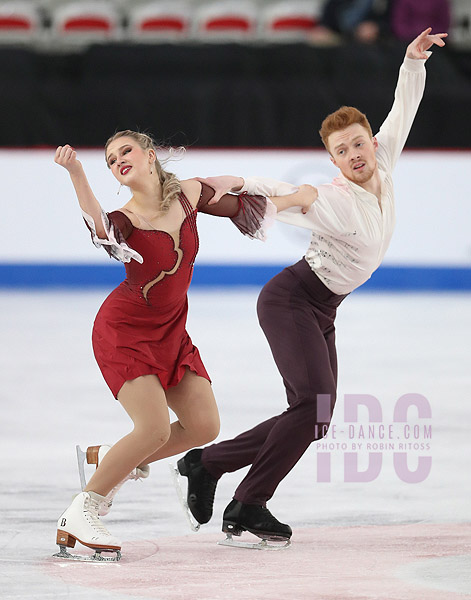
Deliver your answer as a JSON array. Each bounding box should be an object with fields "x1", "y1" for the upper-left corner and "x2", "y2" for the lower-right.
[{"x1": 406, "y1": 27, "x2": 447, "y2": 60}]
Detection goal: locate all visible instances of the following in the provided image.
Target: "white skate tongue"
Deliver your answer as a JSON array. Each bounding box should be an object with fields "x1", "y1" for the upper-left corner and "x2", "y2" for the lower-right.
[{"x1": 136, "y1": 464, "x2": 150, "y2": 479}]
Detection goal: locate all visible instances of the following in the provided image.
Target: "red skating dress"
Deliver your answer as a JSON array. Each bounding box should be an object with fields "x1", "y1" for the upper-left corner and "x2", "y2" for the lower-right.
[{"x1": 87, "y1": 184, "x2": 271, "y2": 398}]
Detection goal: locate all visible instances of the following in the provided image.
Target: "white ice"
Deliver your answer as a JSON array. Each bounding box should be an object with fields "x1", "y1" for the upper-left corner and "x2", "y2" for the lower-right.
[{"x1": 0, "y1": 288, "x2": 470, "y2": 599}]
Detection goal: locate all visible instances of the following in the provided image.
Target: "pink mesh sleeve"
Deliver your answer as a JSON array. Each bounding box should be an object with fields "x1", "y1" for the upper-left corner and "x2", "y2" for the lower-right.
[
  {"x1": 82, "y1": 209, "x2": 143, "y2": 264},
  {"x1": 197, "y1": 183, "x2": 276, "y2": 241}
]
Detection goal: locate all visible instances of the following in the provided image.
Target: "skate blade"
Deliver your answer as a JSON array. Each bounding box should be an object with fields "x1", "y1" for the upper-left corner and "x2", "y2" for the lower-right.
[
  {"x1": 218, "y1": 534, "x2": 291, "y2": 551},
  {"x1": 76, "y1": 445, "x2": 87, "y2": 491},
  {"x1": 168, "y1": 463, "x2": 200, "y2": 532},
  {"x1": 53, "y1": 545, "x2": 121, "y2": 562}
]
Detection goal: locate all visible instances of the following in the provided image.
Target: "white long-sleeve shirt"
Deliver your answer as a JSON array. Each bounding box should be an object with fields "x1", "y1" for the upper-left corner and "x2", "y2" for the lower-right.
[{"x1": 241, "y1": 56, "x2": 428, "y2": 295}]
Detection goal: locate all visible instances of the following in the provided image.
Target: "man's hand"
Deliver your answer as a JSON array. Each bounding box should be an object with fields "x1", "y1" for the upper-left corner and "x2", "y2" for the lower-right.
[
  {"x1": 406, "y1": 27, "x2": 447, "y2": 60},
  {"x1": 296, "y1": 184, "x2": 318, "y2": 214},
  {"x1": 192, "y1": 175, "x2": 244, "y2": 205},
  {"x1": 269, "y1": 184, "x2": 318, "y2": 214}
]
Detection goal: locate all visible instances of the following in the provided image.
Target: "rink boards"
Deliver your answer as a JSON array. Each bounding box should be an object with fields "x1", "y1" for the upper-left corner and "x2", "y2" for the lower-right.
[{"x1": 1, "y1": 148, "x2": 470, "y2": 290}]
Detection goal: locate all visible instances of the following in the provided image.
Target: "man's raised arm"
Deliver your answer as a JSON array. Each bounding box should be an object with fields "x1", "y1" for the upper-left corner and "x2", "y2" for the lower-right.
[{"x1": 376, "y1": 27, "x2": 447, "y2": 172}]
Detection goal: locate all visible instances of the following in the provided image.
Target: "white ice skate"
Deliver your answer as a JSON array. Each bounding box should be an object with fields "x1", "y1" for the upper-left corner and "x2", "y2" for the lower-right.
[
  {"x1": 168, "y1": 463, "x2": 200, "y2": 532},
  {"x1": 218, "y1": 533, "x2": 291, "y2": 551},
  {"x1": 76, "y1": 444, "x2": 150, "y2": 516},
  {"x1": 54, "y1": 491, "x2": 122, "y2": 562}
]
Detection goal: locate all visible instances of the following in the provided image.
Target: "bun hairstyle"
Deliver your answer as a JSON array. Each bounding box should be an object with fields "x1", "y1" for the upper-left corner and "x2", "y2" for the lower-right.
[{"x1": 105, "y1": 130, "x2": 183, "y2": 212}]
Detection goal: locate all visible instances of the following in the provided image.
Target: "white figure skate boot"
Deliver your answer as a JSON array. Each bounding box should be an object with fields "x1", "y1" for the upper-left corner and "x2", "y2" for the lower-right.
[
  {"x1": 77, "y1": 444, "x2": 150, "y2": 516},
  {"x1": 55, "y1": 491, "x2": 121, "y2": 561}
]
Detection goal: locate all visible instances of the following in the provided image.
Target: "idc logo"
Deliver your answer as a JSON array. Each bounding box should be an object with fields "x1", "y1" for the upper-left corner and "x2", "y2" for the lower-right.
[{"x1": 315, "y1": 393, "x2": 432, "y2": 483}]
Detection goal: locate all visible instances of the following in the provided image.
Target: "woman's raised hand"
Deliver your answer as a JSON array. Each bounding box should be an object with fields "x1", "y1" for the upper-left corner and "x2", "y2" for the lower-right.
[{"x1": 54, "y1": 144, "x2": 82, "y2": 174}]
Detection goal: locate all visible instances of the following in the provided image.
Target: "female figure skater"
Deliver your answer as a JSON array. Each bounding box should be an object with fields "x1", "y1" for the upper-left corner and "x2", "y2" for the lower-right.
[{"x1": 53, "y1": 130, "x2": 315, "y2": 559}]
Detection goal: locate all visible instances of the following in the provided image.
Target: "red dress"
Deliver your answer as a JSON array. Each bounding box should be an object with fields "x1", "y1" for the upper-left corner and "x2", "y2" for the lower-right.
[{"x1": 89, "y1": 184, "x2": 270, "y2": 398}]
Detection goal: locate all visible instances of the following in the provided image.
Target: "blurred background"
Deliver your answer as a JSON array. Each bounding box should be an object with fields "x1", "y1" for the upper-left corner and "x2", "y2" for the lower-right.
[
  {"x1": 0, "y1": 0, "x2": 470, "y2": 289},
  {"x1": 0, "y1": 0, "x2": 470, "y2": 147}
]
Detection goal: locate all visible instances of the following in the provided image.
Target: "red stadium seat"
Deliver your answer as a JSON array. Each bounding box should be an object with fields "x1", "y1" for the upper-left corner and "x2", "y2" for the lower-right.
[
  {"x1": 194, "y1": 1, "x2": 258, "y2": 42},
  {"x1": 260, "y1": 1, "x2": 321, "y2": 42},
  {"x1": 0, "y1": 1, "x2": 40, "y2": 43},
  {"x1": 50, "y1": 1, "x2": 122, "y2": 46},
  {"x1": 127, "y1": 1, "x2": 191, "y2": 42}
]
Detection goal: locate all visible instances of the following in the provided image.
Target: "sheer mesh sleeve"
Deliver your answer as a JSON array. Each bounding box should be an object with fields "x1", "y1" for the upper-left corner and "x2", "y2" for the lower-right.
[
  {"x1": 197, "y1": 182, "x2": 276, "y2": 241},
  {"x1": 108, "y1": 211, "x2": 134, "y2": 239},
  {"x1": 82, "y1": 209, "x2": 143, "y2": 264}
]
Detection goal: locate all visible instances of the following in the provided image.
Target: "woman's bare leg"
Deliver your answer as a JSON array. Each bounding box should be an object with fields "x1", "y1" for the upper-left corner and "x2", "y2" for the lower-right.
[
  {"x1": 143, "y1": 369, "x2": 220, "y2": 464},
  {"x1": 84, "y1": 374, "x2": 170, "y2": 496}
]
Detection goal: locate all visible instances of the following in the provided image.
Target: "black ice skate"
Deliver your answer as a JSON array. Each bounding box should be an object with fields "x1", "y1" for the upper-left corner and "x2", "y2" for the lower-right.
[
  {"x1": 170, "y1": 448, "x2": 218, "y2": 531},
  {"x1": 219, "y1": 499, "x2": 292, "y2": 550}
]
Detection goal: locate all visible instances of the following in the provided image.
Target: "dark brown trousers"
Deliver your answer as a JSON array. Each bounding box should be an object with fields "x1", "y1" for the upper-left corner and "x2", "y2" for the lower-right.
[{"x1": 202, "y1": 258, "x2": 348, "y2": 505}]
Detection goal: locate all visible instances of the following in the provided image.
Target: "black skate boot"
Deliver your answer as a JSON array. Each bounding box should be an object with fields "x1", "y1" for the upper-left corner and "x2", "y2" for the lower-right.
[
  {"x1": 222, "y1": 499, "x2": 292, "y2": 542},
  {"x1": 177, "y1": 449, "x2": 218, "y2": 525}
]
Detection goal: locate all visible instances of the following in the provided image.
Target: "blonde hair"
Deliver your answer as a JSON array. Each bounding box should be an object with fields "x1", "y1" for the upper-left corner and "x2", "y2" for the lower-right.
[
  {"x1": 319, "y1": 106, "x2": 373, "y2": 152},
  {"x1": 105, "y1": 130, "x2": 182, "y2": 213}
]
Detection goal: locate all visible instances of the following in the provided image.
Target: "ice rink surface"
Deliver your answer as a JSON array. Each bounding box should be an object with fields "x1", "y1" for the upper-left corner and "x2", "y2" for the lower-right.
[{"x1": 1, "y1": 288, "x2": 470, "y2": 600}]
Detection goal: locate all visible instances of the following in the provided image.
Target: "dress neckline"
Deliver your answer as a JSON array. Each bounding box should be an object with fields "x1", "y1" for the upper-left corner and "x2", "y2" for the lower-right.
[{"x1": 117, "y1": 192, "x2": 196, "y2": 236}]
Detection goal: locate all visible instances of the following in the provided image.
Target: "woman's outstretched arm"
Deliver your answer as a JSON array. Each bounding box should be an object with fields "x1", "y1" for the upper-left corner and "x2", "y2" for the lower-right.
[{"x1": 54, "y1": 144, "x2": 107, "y2": 238}]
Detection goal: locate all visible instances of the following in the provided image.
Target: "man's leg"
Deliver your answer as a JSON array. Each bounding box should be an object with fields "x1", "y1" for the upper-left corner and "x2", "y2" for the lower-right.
[
  {"x1": 232, "y1": 277, "x2": 337, "y2": 505},
  {"x1": 220, "y1": 267, "x2": 340, "y2": 541},
  {"x1": 202, "y1": 416, "x2": 280, "y2": 478},
  {"x1": 178, "y1": 263, "x2": 341, "y2": 530},
  {"x1": 177, "y1": 415, "x2": 281, "y2": 524}
]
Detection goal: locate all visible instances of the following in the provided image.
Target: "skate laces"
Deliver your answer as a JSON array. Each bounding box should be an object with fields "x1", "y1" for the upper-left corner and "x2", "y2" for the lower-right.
[{"x1": 84, "y1": 495, "x2": 114, "y2": 537}]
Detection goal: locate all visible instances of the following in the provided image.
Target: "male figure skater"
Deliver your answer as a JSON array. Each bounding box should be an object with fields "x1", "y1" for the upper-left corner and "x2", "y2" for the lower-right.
[{"x1": 178, "y1": 28, "x2": 447, "y2": 544}]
